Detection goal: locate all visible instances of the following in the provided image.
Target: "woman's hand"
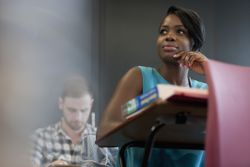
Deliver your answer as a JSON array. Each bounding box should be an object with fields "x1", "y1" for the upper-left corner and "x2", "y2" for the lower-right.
[{"x1": 173, "y1": 51, "x2": 208, "y2": 74}]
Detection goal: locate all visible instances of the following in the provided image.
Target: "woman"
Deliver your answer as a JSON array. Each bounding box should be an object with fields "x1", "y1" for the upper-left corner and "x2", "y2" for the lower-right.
[{"x1": 97, "y1": 5, "x2": 208, "y2": 167}]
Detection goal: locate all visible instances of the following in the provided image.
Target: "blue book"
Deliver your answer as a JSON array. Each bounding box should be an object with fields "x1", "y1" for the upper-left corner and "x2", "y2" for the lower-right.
[
  {"x1": 122, "y1": 87, "x2": 159, "y2": 116},
  {"x1": 122, "y1": 84, "x2": 208, "y2": 117}
]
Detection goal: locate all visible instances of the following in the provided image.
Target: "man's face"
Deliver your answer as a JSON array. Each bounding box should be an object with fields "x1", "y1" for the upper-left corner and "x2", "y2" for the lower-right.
[{"x1": 59, "y1": 94, "x2": 93, "y2": 131}]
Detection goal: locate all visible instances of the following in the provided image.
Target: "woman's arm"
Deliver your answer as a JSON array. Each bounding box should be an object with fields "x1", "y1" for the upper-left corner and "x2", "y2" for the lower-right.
[{"x1": 97, "y1": 67, "x2": 142, "y2": 139}]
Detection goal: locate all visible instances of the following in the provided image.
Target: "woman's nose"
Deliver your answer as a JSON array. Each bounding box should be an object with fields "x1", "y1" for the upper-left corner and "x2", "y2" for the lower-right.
[{"x1": 165, "y1": 32, "x2": 176, "y2": 41}]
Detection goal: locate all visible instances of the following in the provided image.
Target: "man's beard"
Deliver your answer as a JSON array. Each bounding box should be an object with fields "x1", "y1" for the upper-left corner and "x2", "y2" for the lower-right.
[{"x1": 64, "y1": 118, "x2": 84, "y2": 131}]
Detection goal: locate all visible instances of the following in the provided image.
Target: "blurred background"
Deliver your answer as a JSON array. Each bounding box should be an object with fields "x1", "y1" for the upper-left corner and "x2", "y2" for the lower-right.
[
  {"x1": 0, "y1": 0, "x2": 99, "y2": 132},
  {"x1": 0, "y1": 0, "x2": 249, "y2": 166}
]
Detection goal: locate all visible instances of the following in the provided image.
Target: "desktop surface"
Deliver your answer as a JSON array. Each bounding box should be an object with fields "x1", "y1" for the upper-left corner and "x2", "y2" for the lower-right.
[{"x1": 96, "y1": 99, "x2": 207, "y2": 149}]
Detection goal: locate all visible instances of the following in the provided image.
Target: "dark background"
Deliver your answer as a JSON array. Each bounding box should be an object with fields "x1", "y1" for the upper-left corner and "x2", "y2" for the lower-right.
[{"x1": 0, "y1": 0, "x2": 249, "y2": 133}]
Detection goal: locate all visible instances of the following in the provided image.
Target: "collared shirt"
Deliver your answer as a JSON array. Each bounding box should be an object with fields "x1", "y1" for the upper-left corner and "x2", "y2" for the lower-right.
[{"x1": 31, "y1": 121, "x2": 117, "y2": 167}]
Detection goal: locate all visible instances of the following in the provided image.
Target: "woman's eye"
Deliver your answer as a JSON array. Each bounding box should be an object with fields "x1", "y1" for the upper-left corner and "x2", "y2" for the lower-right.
[
  {"x1": 177, "y1": 29, "x2": 186, "y2": 35},
  {"x1": 159, "y1": 29, "x2": 167, "y2": 35}
]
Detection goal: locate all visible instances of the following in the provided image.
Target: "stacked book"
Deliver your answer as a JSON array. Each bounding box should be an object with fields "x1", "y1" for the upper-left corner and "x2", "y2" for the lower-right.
[{"x1": 122, "y1": 84, "x2": 208, "y2": 117}]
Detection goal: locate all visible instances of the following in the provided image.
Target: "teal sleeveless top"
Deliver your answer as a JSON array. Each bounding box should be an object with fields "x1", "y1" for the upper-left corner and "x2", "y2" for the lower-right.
[{"x1": 117, "y1": 66, "x2": 207, "y2": 167}]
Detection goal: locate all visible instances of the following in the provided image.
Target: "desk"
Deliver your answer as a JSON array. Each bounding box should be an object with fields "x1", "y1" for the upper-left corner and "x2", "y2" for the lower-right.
[{"x1": 96, "y1": 99, "x2": 207, "y2": 167}]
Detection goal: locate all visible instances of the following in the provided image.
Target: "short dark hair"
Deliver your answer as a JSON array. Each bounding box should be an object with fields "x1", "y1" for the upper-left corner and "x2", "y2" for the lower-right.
[
  {"x1": 163, "y1": 6, "x2": 205, "y2": 51},
  {"x1": 61, "y1": 76, "x2": 91, "y2": 99}
]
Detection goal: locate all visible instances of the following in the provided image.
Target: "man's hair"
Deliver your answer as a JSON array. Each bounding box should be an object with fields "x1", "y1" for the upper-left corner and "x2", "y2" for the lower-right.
[
  {"x1": 61, "y1": 76, "x2": 91, "y2": 99},
  {"x1": 161, "y1": 5, "x2": 205, "y2": 51}
]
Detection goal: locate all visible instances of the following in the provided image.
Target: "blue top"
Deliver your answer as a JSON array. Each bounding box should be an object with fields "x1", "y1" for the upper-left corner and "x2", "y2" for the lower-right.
[
  {"x1": 140, "y1": 66, "x2": 208, "y2": 93},
  {"x1": 117, "y1": 66, "x2": 207, "y2": 167}
]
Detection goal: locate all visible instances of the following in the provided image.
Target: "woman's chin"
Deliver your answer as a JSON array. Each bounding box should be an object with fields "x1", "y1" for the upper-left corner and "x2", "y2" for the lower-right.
[{"x1": 160, "y1": 57, "x2": 178, "y2": 64}]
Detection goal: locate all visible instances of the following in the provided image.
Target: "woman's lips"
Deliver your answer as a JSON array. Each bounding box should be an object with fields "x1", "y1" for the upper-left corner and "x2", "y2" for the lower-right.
[{"x1": 162, "y1": 45, "x2": 178, "y2": 52}]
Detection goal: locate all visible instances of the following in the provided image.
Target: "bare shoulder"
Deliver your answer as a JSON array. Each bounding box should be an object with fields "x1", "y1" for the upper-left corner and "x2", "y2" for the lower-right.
[
  {"x1": 118, "y1": 66, "x2": 142, "y2": 93},
  {"x1": 96, "y1": 67, "x2": 142, "y2": 138},
  {"x1": 107, "y1": 66, "x2": 143, "y2": 115}
]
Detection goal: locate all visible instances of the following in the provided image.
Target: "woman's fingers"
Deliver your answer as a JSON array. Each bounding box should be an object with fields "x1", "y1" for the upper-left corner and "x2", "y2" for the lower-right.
[
  {"x1": 174, "y1": 51, "x2": 191, "y2": 67},
  {"x1": 173, "y1": 51, "x2": 208, "y2": 74}
]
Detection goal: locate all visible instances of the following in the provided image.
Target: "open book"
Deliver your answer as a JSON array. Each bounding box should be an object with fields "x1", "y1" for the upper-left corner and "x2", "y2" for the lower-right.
[{"x1": 122, "y1": 84, "x2": 208, "y2": 117}]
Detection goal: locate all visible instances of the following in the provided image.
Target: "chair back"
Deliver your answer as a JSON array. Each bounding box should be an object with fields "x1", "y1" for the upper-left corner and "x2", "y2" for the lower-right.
[{"x1": 205, "y1": 59, "x2": 250, "y2": 167}]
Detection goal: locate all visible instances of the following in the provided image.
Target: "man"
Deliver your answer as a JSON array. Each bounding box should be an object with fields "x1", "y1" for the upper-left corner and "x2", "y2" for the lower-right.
[{"x1": 31, "y1": 76, "x2": 116, "y2": 167}]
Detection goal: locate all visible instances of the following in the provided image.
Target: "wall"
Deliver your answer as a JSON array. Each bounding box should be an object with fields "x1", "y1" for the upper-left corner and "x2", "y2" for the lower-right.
[{"x1": 214, "y1": 0, "x2": 250, "y2": 65}]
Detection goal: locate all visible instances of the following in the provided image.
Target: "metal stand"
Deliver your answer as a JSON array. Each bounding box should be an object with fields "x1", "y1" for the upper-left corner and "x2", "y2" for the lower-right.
[
  {"x1": 141, "y1": 121, "x2": 165, "y2": 167},
  {"x1": 119, "y1": 141, "x2": 144, "y2": 167},
  {"x1": 118, "y1": 121, "x2": 165, "y2": 167}
]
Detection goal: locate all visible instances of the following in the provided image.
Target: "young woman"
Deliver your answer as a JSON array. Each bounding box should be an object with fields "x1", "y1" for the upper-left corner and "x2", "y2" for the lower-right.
[{"x1": 98, "y1": 5, "x2": 208, "y2": 167}]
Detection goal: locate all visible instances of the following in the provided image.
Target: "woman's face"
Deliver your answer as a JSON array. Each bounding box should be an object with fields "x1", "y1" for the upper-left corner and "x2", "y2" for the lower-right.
[{"x1": 157, "y1": 14, "x2": 192, "y2": 63}]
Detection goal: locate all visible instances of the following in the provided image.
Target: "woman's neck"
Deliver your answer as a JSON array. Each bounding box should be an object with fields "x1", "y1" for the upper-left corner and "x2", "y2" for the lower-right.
[{"x1": 158, "y1": 63, "x2": 190, "y2": 87}]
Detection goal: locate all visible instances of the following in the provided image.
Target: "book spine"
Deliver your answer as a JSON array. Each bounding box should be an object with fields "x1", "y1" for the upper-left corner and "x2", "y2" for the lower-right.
[{"x1": 122, "y1": 87, "x2": 159, "y2": 117}]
